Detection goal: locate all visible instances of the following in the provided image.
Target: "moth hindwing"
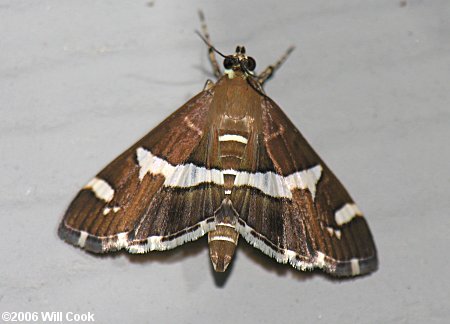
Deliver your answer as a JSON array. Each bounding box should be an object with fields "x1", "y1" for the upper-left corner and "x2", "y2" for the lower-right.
[{"x1": 59, "y1": 14, "x2": 377, "y2": 277}]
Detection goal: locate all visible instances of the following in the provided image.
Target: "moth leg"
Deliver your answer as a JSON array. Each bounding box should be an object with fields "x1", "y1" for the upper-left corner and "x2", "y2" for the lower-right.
[
  {"x1": 257, "y1": 46, "x2": 295, "y2": 85},
  {"x1": 203, "y1": 79, "x2": 215, "y2": 90},
  {"x1": 198, "y1": 10, "x2": 222, "y2": 79}
]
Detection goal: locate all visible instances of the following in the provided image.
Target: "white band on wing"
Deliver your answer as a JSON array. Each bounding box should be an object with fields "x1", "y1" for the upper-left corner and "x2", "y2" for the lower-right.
[{"x1": 137, "y1": 147, "x2": 322, "y2": 200}]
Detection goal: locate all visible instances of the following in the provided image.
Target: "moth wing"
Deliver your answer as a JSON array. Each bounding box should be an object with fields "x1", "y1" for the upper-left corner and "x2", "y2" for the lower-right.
[
  {"x1": 233, "y1": 98, "x2": 377, "y2": 276},
  {"x1": 59, "y1": 89, "x2": 223, "y2": 253}
]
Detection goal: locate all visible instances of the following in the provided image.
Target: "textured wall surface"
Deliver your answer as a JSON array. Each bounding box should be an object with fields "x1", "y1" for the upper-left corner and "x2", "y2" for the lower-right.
[{"x1": 1, "y1": 0, "x2": 449, "y2": 323}]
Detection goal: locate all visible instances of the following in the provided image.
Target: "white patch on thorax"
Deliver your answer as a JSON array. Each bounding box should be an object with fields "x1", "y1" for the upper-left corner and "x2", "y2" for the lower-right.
[
  {"x1": 84, "y1": 177, "x2": 114, "y2": 203},
  {"x1": 335, "y1": 203, "x2": 363, "y2": 226},
  {"x1": 224, "y1": 69, "x2": 235, "y2": 79}
]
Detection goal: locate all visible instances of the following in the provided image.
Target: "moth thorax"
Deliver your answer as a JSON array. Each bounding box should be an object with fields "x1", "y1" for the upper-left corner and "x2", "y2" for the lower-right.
[{"x1": 208, "y1": 223, "x2": 239, "y2": 272}]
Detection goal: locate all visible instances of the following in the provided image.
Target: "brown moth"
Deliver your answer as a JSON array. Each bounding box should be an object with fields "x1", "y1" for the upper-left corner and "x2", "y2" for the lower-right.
[{"x1": 58, "y1": 13, "x2": 377, "y2": 277}]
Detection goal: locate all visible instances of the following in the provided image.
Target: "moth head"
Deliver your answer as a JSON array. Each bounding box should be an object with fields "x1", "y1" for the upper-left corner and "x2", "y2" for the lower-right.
[
  {"x1": 195, "y1": 31, "x2": 256, "y2": 77},
  {"x1": 223, "y1": 45, "x2": 256, "y2": 73}
]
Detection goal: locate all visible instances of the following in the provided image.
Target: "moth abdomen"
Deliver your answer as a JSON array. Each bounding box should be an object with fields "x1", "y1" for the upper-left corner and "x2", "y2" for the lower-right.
[
  {"x1": 208, "y1": 223, "x2": 239, "y2": 272},
  {"x1": 208, "y1": 197, "x2": 240, "y2": 272}
]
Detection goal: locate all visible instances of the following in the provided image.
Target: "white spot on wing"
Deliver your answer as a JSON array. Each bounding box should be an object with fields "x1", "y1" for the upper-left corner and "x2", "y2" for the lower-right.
[
  {"x1": 316, "y1": 252, "x2": 326, "y2": 268},
  {"x1": 84, "y1": 177, "x2": 114, "y2": 203},
  {"x1": 103, "y1": 206, "x2": 120, "y2": 216},
  {"x1": 351, "y1": 258, "x2": 361, "y2": 275},
  {"x1": 326, "y1": 226, "x2": 342, "y2": 240},
  {"x1": 78, "y1": 231, "x2": 88, "y2": 248},
  {"x1": 116, "y1": 232, "x2": 128, "y2": 249},
  {"x1": 335, "y1": 203, "x2": 363, "y2": 226},
  {"x1": 219, "y1": 134, "x2": 248, "y2": 144}
]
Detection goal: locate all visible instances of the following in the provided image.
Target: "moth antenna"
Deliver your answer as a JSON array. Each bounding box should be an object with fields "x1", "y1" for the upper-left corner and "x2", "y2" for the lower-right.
[
  {"x1": 197, "y1": 10, "x2": 222, "y2": 78},
  {"x1": 195, "y1": 30, "x2": 227, "y2": 59}
]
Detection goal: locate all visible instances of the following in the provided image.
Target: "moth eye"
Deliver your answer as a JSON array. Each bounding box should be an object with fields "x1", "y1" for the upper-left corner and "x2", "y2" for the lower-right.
[
  {"x1": 223, "y1": 57, "x2": 234, "y2": 69},
  {"x1": 245, "y1": 57, "x2": 256, "y2": 71}
]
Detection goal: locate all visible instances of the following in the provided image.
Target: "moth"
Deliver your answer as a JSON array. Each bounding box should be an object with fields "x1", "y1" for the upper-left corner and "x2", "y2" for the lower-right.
[{"x1": 59, "y1": 13, "x2": 378, "y2": 277}]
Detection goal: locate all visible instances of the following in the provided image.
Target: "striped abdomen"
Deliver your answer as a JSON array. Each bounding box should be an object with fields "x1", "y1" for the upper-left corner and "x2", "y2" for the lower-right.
[{"x1": 208, "y1": 121, "x2": 249, "y2": 272}]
